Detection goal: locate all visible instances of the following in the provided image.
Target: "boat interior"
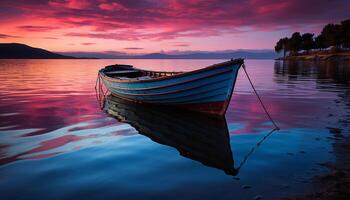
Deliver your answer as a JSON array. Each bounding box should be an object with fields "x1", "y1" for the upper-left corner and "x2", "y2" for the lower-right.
[{"x1": 102, "y1": 64, "x2": 181, "y2": 80}]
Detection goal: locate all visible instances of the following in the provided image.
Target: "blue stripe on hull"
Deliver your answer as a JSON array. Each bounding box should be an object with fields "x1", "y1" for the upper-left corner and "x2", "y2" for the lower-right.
[
  {"x1": 106, "y1": 69, "x2": 233, "y2": 95},
  {"x1": 107, "y1": 69, "x2": 233, "y2": 96},
  {"x1": 109, "y1": 78, "x2": 229, "y2": 101},
  {"x1": 103, "y1": 64, "x2": 236, "y2": 90}
]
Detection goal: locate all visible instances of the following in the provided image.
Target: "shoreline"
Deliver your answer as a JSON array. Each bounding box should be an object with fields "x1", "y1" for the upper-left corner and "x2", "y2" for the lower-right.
[{"x1": 276, "y1": 51, "x2": 350, "y2": 61}]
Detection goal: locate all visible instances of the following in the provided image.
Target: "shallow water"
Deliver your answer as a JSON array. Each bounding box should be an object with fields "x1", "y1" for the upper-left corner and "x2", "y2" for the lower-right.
[{"x1": 0, "y1": 59, "x2": 349, "y2": 200}]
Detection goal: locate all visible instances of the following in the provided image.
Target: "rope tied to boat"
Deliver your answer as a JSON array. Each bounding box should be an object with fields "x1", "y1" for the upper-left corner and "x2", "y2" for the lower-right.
[
  {"x1": 235, "y1": 127, "x2": 279, "y2": 172},
  {"x1": 242, "y1": 64, "x2": 280, "y2": 130},
  {"x1": 231, "y1": 64, "x2": 280, "y2": 174},
  {"x1": 95, "y1": 73, "x2": 109, "y2": 109}
]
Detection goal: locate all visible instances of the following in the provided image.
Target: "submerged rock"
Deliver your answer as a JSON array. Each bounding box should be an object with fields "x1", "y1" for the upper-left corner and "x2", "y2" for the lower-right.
[
  {"x1": 326, "y1": 127, "x2": 342, "y2": 134},
  {"x1": 242, "y1": 185, "x2": 251, "y2": 189},
  {"x1": 254, "y1": 195, "x2": 262, "y2": 200}
]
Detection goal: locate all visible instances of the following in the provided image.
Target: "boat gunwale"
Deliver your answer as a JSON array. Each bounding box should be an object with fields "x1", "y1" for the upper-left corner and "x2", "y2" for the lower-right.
[{"x1": 99, "y1": 58, "x2": 244, "y2": 84}]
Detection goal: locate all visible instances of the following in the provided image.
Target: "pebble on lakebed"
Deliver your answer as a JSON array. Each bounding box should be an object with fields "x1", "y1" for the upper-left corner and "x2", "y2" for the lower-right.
[
  {"x1": 254, "y1": 195, "x2": 262, "y2": 200},
  {"x1": 326, "y1": 127, "x2": 342, "y2": 134},
  {"x1": 241, "y1": 185, "x2": 251, "y2": 189}
]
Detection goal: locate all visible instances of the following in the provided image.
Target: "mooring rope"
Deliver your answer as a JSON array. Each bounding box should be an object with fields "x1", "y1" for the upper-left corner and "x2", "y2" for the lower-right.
[
  {"x1": 235, "y1": 127, "x2": 279, "y2": 172},
  {"x1": 95, "y1": 73, "x2": 108, "y2": 109},
  {"x1": 231, "y1": 64, "x2": 280, "y2": 174},
  {"x1": 242, "y1": 64, "x2": 280, "y2": 130}
]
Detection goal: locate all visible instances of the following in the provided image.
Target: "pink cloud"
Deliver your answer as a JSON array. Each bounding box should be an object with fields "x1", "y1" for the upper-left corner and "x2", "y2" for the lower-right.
[
  {"x1": 124, "y1": 47, "x2": 143, "y2": 50},
  {"x1": 43, "y1": 36, "x2": 59, "y2": 39},
  {"x1": 81, "y1": 42, "x2": 95, "y2": 45},
  {"x1": 48, "y1": 0, "x2": 92, "y2": 10},
  {"x1": 256, "y1": 1, "x2": 290, "y2": 15},
  {"x1": 17, "y1": 25, "x2": 59, "y2": 32},
  {"x1": 0, "y1": 33, "x2": 20, "y2": 38},
  {"x1": 99, "y1": 2, "x2": 126, "y2": 11},
  {"x1": 0, "y1": 0, "x2": 349, "y2": 49},
  {"x1": 174, "y1": 43, "x2": 190, "y2": 47}
]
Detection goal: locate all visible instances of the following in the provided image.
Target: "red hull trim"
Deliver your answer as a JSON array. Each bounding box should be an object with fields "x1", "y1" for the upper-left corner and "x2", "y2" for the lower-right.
[
  {"x1": 175, "y1": 101, "x2": 229, "y2": 116},
  {"x1": 108, "y1": 94, "x2": 230, "y2": 116}
]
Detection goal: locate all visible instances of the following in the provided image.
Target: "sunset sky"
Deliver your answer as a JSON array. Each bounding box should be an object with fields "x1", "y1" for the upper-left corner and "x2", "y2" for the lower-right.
[{"x1": 0, "y1": 0, "x2": 349, "y2": 54}]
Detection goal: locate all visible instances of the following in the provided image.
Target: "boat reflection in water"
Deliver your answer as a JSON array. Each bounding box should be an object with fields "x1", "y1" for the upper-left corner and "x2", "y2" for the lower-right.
[{"x1": 103, "y1": 94, "x2": 237, "y2": 175}]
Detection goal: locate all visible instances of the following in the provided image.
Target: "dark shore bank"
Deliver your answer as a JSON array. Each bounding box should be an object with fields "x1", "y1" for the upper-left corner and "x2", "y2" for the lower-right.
[
  {"x1": 276, "y1": 50, "x2": 350, "y2": 61},
  {"x1": 275, "y1": 19, "x2": 350, "y2": 64}
]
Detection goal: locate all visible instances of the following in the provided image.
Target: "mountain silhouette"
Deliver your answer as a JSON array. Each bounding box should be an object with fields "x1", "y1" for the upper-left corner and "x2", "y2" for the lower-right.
[{"x1": 0, "y1": 43, "x2": 75, "y2": 59}]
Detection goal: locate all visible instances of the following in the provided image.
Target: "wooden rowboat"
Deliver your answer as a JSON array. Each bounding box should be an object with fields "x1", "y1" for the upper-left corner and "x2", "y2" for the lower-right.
[{"x1": 98, "y1": 58, "x2": 244, "y2": 115}]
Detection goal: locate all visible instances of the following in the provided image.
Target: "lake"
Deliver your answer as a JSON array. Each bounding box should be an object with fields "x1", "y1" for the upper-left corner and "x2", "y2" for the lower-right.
[{"x1": 0, "y1": 59, "x2": 349, "y2": 200}]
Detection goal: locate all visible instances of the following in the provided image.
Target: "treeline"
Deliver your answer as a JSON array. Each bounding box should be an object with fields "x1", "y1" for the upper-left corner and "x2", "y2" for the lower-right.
[{"x1": 275, "y1": 19, "x2": 350, "y2": 57}]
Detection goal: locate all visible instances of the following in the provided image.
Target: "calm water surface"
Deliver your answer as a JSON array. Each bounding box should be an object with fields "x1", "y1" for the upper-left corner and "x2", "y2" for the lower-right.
[{"x1": 0, "y1": 59, "x2": 349, "y2": 200}]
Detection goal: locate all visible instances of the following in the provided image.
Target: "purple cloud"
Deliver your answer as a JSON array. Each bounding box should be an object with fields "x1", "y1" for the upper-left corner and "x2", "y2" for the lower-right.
[
  {"x1": 17, "y1": 25, "x2": 59, "y2": 32},
  {"x1": 81, "y1": 42, "x2": 95, "y2": 45},
  {"x1": 1, "y1": 0, "x2": 349, "y2": 41},
  {"x1": 124, "y1": 47, "x2": 143, "y2": 50},
  {"x1": 0, "y1": 33, "x2": 20, "y2": 38}
]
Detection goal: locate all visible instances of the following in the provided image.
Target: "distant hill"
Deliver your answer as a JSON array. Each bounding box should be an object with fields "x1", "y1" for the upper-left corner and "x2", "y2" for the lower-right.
[
  {"x1": 0, "y1": 43, "x2": 75, "y2": 59},
  {"x1": 132, "y1": 51, "x2": 278, "y2": 59},
  {"x1": 61, "y1": 50, "x2": 279, "y2": 59},
  {"x1": 57, "y1": 51, "x2": 111, "y2": 59},
  {"x1": 0, "y1": 43, "x2": 279, "y2": 59}
]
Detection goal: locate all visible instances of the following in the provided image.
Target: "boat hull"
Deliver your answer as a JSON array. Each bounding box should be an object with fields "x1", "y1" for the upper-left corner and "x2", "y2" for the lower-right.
[{"x1": 99, "y1": 59, "x2": 243, "y2": 115}]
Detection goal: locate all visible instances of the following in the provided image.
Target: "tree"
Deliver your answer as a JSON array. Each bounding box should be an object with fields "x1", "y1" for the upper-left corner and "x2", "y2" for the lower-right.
[
  {"x1": 288, "y1": 32, "x2": 302, "y2": 53},
  {"x1": 321, "y1": 24, "x2": 343, "y2": 47},
  {"x1": 315, "y1": 35, "x2": 327, "y2": 50},
  {"x1": 275, "y1": 37, "x2": 289, "y2": 57},
  {"x1": 274, "y1": 18, "x2": 350, "y2": 55},
  {"x1": 301, "y1": 33, "x2": 315, "y2": 52},
  {"x1": 341, "y1": 19, "x2": 350, "y2": 48}
]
